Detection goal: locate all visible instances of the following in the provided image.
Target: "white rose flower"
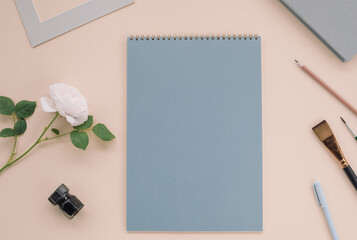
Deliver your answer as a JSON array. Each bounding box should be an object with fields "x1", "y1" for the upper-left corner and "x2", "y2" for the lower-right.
[{"x1": 40, "y1": 83, "x2": 89, "y2": 126}]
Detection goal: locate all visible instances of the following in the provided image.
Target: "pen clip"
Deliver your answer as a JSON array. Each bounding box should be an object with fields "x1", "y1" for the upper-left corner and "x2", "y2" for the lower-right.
[
  {"x1": 313, "y1": 183, "x2": 321, "y2": 206},
  {"x1": 313, "y1": 182, "x2": 328, "y2": 208}
]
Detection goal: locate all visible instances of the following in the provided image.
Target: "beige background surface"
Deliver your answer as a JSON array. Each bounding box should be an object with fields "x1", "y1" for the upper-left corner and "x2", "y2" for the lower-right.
[{"x1": 1, "y1": 0, "x2": 357, "y2": 239}]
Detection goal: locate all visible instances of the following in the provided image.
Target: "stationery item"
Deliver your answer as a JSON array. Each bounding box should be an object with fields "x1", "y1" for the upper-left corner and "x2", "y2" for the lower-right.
[
  {"x1": 295, "y1": 60, "x2": 357, "y2": 115},
  {"x1": 127, "y1": 34, "x2": 262, "y2": 231},
  {"x1": 280, "y1": 0, "x2": 357, "y2": 62},
  {"x1": 313, "y1": 182, "x2": 339, "y2": 240},
  {"x1": 340, "y1": 117, "x2": 357, "y2": 141},
  {"x1": 49, "y1": 184, "x2": 84, "y2": 219},
  {"x1": 312, "y1": 120, "x2": 357, "y2": 191},
  {"x1": 14, "y1": 0, "x2": 134, "y2": 47}
]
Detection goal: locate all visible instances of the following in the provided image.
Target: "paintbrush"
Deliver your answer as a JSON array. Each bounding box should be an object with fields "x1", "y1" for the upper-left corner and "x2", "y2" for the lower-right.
[
  {"x1": 340, "y1": 117, "x2": 357, "y2": 141},
  {"x1": 313, "y1": 120, "x2": 357, "y2": 191}
]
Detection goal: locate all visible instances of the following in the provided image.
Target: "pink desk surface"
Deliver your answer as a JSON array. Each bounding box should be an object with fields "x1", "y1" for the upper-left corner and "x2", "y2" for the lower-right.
[{"x1": 1, "y1": 0, "x2": 357, "y2": 239}]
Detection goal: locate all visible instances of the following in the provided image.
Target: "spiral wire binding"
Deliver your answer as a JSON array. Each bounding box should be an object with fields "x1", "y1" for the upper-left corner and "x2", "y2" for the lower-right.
[{"x1": 129, "y1": 34, "x2": 259, "y2": 41}]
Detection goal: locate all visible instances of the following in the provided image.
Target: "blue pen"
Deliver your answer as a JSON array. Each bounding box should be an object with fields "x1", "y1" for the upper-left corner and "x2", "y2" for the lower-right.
[{"x1": 313, "y1": 182, "x2": 339, "y2": 240}]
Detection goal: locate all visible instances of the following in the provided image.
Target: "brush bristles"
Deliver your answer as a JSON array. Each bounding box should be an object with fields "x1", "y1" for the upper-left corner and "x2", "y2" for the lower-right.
[{"x1": 312, "y1": 120, "x2": 334, "y2": 141}]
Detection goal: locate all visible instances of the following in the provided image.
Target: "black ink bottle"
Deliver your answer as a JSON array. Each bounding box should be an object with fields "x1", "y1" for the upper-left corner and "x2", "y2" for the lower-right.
[{"x1": 48, "y1": 184, "x2": 84, "y2": 219}]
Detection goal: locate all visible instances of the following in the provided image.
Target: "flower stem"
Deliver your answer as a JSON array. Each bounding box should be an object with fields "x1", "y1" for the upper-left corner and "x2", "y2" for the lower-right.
[
  {"x1": 6, "y1": 114, "x2": 18, "y2": 164},
  {"x1": 7, "y1": 136, "x2": 17, "y2": 164},
  {"x1": 0, "y1": 113, "x2": 59, "y2": 174},
  {"x1": 39, "y1": 131, "x2": 71, "y2": 142}
]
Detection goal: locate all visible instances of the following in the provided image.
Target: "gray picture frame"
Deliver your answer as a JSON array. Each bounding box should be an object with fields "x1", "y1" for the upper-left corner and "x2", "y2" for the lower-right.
[{"x1": 14, "y1": 0, "x2": 134, "y2": 47}]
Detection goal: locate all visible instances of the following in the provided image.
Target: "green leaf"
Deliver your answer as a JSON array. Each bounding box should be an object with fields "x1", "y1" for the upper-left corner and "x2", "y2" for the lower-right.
[
  {"x1": 51, "y1": 128, "x2": 60, "y2": 135},
  {"x1": 70, "y1": 131, "x2": 89, "y2": 150},
  {"x1": 14, "y1": 118, "x2": 27, "y2": 135},
  {"x1": 0, "y1": 128, "x2": 15, "y2": 138},
  {"x1": 92, "y1": 123, "x2": 115, "y2": 141},
  {"x1": 15, "y1": 100, "x2": 36, "y2": 118},
  {"x1": 0, "y1": 96, "x2": 15, "y2": 115},
  {"x1": 74, "y1": 115, "x2": 93, "y2": 130}
]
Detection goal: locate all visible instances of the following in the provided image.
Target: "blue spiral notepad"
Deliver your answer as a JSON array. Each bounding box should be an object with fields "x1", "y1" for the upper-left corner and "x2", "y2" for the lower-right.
[{"x1": 127, "y1": 34, "x2": 262, "y2": 231}]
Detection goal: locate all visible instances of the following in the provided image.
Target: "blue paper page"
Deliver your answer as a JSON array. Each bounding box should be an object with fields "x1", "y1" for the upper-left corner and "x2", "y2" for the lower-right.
[{"x1": 127, "y1": 35, "x2": 262, "y2": 231}]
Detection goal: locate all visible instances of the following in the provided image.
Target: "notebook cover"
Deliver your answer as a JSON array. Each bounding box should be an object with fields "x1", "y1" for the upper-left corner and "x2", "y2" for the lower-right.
[
  {"x1": 14, "y1": 0, "x2": 134, "y2": 47},
  {"x1": 127, "y1": 35, "x2": 262, "y2": 231},
  {"x1": 280, "y1": 0, "x2": 357, "y2": 62}
]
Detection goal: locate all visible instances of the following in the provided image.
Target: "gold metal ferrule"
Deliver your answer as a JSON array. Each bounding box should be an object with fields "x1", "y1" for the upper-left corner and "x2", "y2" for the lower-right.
[{"x1": 322, "y1": 135, "x2": 349, "y2": 168}]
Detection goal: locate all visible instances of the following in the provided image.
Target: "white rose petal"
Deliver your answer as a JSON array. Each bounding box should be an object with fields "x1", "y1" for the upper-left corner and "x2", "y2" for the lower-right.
[
  {"x1": 65, "y1": 116, "x2": 76, "y2": 125},
  {"x1": 40, "y1": 97, "x2": 57, "y2": 112},
  {"x1": 41, "y1": 83, "x2": 89, "y2": 126}
]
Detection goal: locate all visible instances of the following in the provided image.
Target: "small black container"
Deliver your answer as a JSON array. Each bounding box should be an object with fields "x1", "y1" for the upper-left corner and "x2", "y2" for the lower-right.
[{"x1": 49, "y1": 184, "x2": 84, "y2": 219}]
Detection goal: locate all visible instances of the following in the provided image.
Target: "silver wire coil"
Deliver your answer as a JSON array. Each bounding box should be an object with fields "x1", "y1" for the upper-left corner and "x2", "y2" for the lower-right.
[{"x1": 129, "y1": 34, "x2": 259, "y2": 41}]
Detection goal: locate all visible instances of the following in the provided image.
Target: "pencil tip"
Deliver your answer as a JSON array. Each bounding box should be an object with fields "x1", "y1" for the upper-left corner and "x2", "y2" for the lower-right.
[
  {"x1": 294, "y1": 59, "x2": 304, "y2": 67},
  {"x1": 340, "y1": 117, "x2": 346, "y2": 123}
]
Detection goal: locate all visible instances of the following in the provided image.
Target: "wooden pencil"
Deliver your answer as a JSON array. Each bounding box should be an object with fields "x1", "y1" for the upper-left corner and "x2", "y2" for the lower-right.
[{"x1": 295, "y1": 60, "x2": 357, "y2": 115}]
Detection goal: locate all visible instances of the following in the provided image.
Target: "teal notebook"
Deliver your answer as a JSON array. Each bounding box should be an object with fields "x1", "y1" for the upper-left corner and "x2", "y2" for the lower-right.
[
  {"x1": 280, "y1": 0, "x2": 357, "y2": 62},
  {"x1": 127, "y1": 34, "x2": 262, "y2": 231}
]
